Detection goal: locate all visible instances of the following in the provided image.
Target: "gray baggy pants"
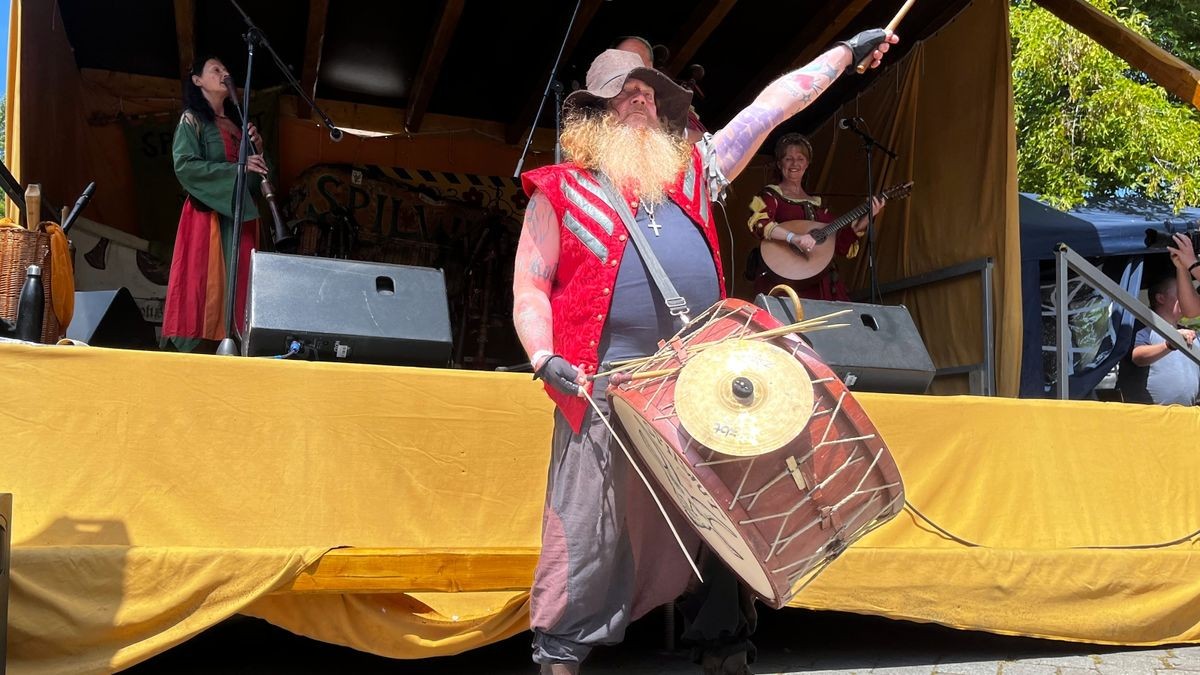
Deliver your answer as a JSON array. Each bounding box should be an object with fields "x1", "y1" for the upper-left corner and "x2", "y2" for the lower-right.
[{"x1": 530, "y1": 399, "x2": 756, "y2": 667}]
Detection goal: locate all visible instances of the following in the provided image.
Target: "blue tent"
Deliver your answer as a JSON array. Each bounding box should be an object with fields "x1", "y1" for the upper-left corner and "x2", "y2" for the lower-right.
[
  {"x1": 1018, "y1": 194, "x2": 1200, "y2": 397},
  {"x1": 1020, "y1": 194, "x2": 1200, "y2": 260}
]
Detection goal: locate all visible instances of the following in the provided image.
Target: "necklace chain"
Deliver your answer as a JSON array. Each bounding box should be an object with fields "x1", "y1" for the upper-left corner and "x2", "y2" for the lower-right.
[{"x1": 641, "y1": 200, "x2": 661, "y2": 236}]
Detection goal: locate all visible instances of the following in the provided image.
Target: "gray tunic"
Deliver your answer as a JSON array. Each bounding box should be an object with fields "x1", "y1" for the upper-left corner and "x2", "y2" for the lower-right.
[{"x1": 599, "y1": 199, "x2": 721, "y2": 365}]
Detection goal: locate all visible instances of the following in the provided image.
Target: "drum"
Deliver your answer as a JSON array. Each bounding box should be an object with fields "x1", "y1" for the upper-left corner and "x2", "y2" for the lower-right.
[{"x1": 607, "y1": 295, "x2": 904, "y2": 609}]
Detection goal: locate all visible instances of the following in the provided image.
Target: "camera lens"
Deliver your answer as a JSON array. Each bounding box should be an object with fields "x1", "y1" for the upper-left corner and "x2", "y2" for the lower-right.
[{"x1": 1145, "y1": 228, "x2": 1180, "y2": 249}]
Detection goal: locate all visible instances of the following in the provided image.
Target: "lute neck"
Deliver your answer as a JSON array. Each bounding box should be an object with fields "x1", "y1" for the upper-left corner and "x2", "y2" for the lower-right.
[{"x1": 816, "y1": 196, "x2": 875, "y2": 239}]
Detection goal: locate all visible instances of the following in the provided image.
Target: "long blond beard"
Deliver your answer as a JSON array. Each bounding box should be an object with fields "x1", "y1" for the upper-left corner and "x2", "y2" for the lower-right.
[{"x1": 560, "y1": 112, "x2": 691, "y2": 203}]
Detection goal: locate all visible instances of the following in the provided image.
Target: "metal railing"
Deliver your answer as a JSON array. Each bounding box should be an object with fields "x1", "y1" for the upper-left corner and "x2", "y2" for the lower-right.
[
  {"x1": 855, "y1": 257, "x2": 996, "y2": 396},
  {"x1": 1054, "y1": 244, "x2": 1200, "y2": 399}
]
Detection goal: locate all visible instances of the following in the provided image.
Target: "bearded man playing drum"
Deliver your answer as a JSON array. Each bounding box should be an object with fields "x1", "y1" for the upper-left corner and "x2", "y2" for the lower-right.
[{"x1": 512, "y1": 30, "x2": 898, "y2": 675}]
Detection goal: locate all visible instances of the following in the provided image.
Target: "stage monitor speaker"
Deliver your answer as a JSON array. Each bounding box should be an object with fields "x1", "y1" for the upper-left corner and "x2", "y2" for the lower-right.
[
  {"x1": 244, "y1": 252, "x2": 453, "y2": 367},
  {"x1": 754, "y1": 295, "x2": 936, "y2": 394},
  {"x1": 66, "y1": 288, "x2": 157, "y2": 349}
]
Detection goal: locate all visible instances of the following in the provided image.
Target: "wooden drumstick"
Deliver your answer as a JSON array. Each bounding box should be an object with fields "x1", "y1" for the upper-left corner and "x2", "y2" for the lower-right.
[
  {"x1": 591, "y1": 311, "x2": 854, "y2": 380},
  {"x1": 588, "y1": 368, "x2": 679, "y2": 384},
  {"x1": 583, "y1": 391, "x2": 704, "y2": 583},
  {"x1": 855, "y1": 0, "x2": 916, "y2": 74}
]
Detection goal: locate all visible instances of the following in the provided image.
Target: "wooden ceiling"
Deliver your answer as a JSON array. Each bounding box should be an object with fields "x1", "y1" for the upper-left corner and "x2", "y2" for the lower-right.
[{"x1": 57, "y1": 0, "x2": 973, "y2": 138}]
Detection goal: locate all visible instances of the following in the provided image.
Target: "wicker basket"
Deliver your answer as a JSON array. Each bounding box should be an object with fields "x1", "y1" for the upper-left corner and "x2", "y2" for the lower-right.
[{"x1": 0, "y1": 227, "x2": 61, "y2": 343}]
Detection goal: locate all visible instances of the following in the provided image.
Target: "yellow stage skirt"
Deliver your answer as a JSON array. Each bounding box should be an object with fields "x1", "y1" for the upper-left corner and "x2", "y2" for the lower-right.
[{"x1": 2, "y1": 343, "x2": 1199, "y2": 674}]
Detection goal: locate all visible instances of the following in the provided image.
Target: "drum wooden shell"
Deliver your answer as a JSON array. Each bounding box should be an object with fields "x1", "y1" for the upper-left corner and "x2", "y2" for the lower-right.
[{"x1": 608, "y1": 298, "x2": 904, "y2": 609}]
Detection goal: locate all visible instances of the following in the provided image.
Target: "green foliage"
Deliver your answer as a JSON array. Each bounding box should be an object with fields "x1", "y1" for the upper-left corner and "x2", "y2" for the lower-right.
[
  {"x1": 1011, "y1": 0, "x2": 1200, "y2": 211},
  {"x1": 1126, "y1": 0, "x2": 1200, "y2": 69}
]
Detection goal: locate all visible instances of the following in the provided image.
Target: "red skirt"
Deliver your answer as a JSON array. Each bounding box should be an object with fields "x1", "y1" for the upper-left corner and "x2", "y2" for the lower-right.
[{"x1": 162, "y1": 199, "x2": 258, "y2": 349}]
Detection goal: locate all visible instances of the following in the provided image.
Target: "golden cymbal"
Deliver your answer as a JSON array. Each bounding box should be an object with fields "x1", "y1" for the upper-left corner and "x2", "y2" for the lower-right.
[{"x1": 675, "y1": 340, "x2": 814, "y2": 457}]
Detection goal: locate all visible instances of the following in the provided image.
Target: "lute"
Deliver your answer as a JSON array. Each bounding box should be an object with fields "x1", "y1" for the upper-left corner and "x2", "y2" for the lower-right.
[{"x1": 760, "y1": 181, "x2": 913, "y2": 281}]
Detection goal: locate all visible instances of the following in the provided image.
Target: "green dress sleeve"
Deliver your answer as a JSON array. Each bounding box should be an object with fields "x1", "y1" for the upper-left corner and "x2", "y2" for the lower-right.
[{"x1": 172, "y1": 111, "x2": 261, "y2": 221}]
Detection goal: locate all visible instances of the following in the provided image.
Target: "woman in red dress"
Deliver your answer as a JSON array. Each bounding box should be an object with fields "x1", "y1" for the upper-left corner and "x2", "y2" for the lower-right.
[
  {"x1": 161, "y1": 56, "x2": 268, "y2": 352},
  {"x1": 746, "y1": 133, "x2": 882, "y2": 300}
]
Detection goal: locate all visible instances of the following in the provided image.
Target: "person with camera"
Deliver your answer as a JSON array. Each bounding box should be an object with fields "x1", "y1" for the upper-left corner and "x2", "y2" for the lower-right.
[
  {"x1": 1116, "y1": 268, "x2": 1200, "y2": 405},
  {"x1": 1166, "y1": 233, "x2": 1200, "y2": 319}
]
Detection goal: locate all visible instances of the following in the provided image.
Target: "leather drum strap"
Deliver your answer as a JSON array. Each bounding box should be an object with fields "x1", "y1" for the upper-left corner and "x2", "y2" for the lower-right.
[{"x1": 596, "y1": 173, "x2": 690, "y2": 327}]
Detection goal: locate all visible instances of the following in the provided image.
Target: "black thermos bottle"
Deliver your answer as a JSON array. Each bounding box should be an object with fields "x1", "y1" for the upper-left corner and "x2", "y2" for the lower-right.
[{"x1": 15, "y1": 264, "x2": 45, "y2": 342}]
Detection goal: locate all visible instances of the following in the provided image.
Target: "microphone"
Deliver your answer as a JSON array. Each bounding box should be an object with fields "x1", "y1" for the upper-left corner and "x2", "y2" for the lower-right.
[
  {"x1": 328, "y1": 126, "x2": 344, "y2": 143},
  {"x1": 61, "y1": 181, "x2": 96, "y2": 234},
  {"x1": 221, "y1": 75, "x2": 238, "y2": 101},
  {"x1": 838, "y1": 116, "x2": 863, "y2": 130}
]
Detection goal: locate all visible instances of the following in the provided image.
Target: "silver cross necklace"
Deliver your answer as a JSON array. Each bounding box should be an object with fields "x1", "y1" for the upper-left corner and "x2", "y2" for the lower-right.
[{"x1": 641, "y1": 200, "x2": 661, "y2": 236}]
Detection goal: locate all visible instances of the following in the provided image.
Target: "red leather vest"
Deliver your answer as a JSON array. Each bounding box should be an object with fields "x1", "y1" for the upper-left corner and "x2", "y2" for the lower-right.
[{"x1": 521, "y1": 146, "x2": 726, "y2": 431}]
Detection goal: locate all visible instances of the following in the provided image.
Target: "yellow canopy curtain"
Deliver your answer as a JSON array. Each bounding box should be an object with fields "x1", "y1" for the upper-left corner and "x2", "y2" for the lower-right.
[{"x1": 816, "y1": 0, "x2": 1022, "y2": 396}]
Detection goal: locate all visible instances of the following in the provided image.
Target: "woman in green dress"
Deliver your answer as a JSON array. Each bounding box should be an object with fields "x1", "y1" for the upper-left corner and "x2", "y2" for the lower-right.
[{"x1": 162, "y1": 56, "x2": 268, "y2": 352}]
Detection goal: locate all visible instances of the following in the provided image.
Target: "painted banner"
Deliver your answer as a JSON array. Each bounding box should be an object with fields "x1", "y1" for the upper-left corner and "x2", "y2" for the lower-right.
[{"x1": 71, "y1": 217, "x2": 169, "y2": 328}]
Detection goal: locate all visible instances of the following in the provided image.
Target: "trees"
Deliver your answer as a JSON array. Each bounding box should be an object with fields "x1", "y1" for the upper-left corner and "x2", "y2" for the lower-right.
[
  {"x1": 1126, "y1": 0, "x2": 1200, "y2": 69},
  {"x1": 1011, "y1": 0, "x2": 1200, "y2": 211}
]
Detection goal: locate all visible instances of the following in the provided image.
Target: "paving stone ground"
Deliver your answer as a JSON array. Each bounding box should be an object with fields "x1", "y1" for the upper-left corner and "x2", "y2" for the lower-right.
[{"x1": 127, "y1": 609, "x2": 1191, "y2": 674}]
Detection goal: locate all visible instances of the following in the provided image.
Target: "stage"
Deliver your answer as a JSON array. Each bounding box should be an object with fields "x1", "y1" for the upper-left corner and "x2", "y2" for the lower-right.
[{"x1": 4, "y1": 342, "x2": 1200, "y2": 674}]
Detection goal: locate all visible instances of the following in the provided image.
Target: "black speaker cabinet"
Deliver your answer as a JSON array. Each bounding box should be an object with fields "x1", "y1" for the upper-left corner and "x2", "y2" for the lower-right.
[
  {"x1": 754, "y1": 295, "x2": 936, "y2": 394},
  {"x1": 66, "y1": 288, "x2": 157, "y2": 349},
  {"x1": 244, "y1": 252, "x2": 453, "y2": 367}
]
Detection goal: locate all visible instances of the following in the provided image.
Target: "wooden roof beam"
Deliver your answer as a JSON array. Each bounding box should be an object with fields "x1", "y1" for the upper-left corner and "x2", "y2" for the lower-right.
[
  {"x1": 173, "y1": 0, "x2": 195, "y2": 81},
  {"x1": 1033, "y1": 0, "x2": 1200, "y2": 110},
  {"x1": 406, "y1": 0, "x2": 466, "y2": 133},
  {"x1": 720, "y1": 0, "x2": 873, "y2": 122},
  {"x1": 506, "y1": 0, "x2": 605, "y2": 145},
  {"x1": 298, "y1": 0, "x2": 330, "y2": 120},
  {"x1": 663, "y1": 0, "x2": 739, "y2": 77}
]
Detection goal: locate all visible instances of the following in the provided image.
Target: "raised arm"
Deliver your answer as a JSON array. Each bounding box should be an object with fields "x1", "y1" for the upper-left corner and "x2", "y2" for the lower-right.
[
  {"x1": 712, "y1": 31, "x2": 895, "y2": 183},
  {"x1": 512, "y1": 191, "x2": 560, "y2": 371},
  {"x1": 1169, "y1": 234, "x2": 1200, "y2": 320}
]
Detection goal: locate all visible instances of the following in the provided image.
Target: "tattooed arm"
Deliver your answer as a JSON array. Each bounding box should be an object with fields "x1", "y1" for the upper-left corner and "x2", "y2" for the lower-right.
[
  {"x1": 712, "y1": 35, "x2": 896, "y2": 183},
  {"x1": 512, "y1": 191, "x2": 560, "y2": 370}
]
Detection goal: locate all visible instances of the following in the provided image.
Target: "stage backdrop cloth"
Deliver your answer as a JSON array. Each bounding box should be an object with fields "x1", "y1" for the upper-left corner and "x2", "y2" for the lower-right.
[{"x1": 4, "y1": 343, "x2": 1200, "y2": 674}]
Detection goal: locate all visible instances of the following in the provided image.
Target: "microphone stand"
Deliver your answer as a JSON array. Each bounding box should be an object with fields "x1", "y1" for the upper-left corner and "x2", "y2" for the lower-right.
[
  {"x1": 842, "y1": 120, "x2": 897, "y2": 305},
  {"x1": 215, "y1": 25, "x2": 258, "y2": 356},
  {"x1": 513, "y1": 0, "x2": 582, "y2": 176},
  {"x1": 551, "y1": 80, "x2": 565, "y2": 163},
  {"x1": 217, "y1": 1, "x2": 345, "y2": 357},
  {"x1": 229, "y1": 1, "x2": 343, "y2": 142}
]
